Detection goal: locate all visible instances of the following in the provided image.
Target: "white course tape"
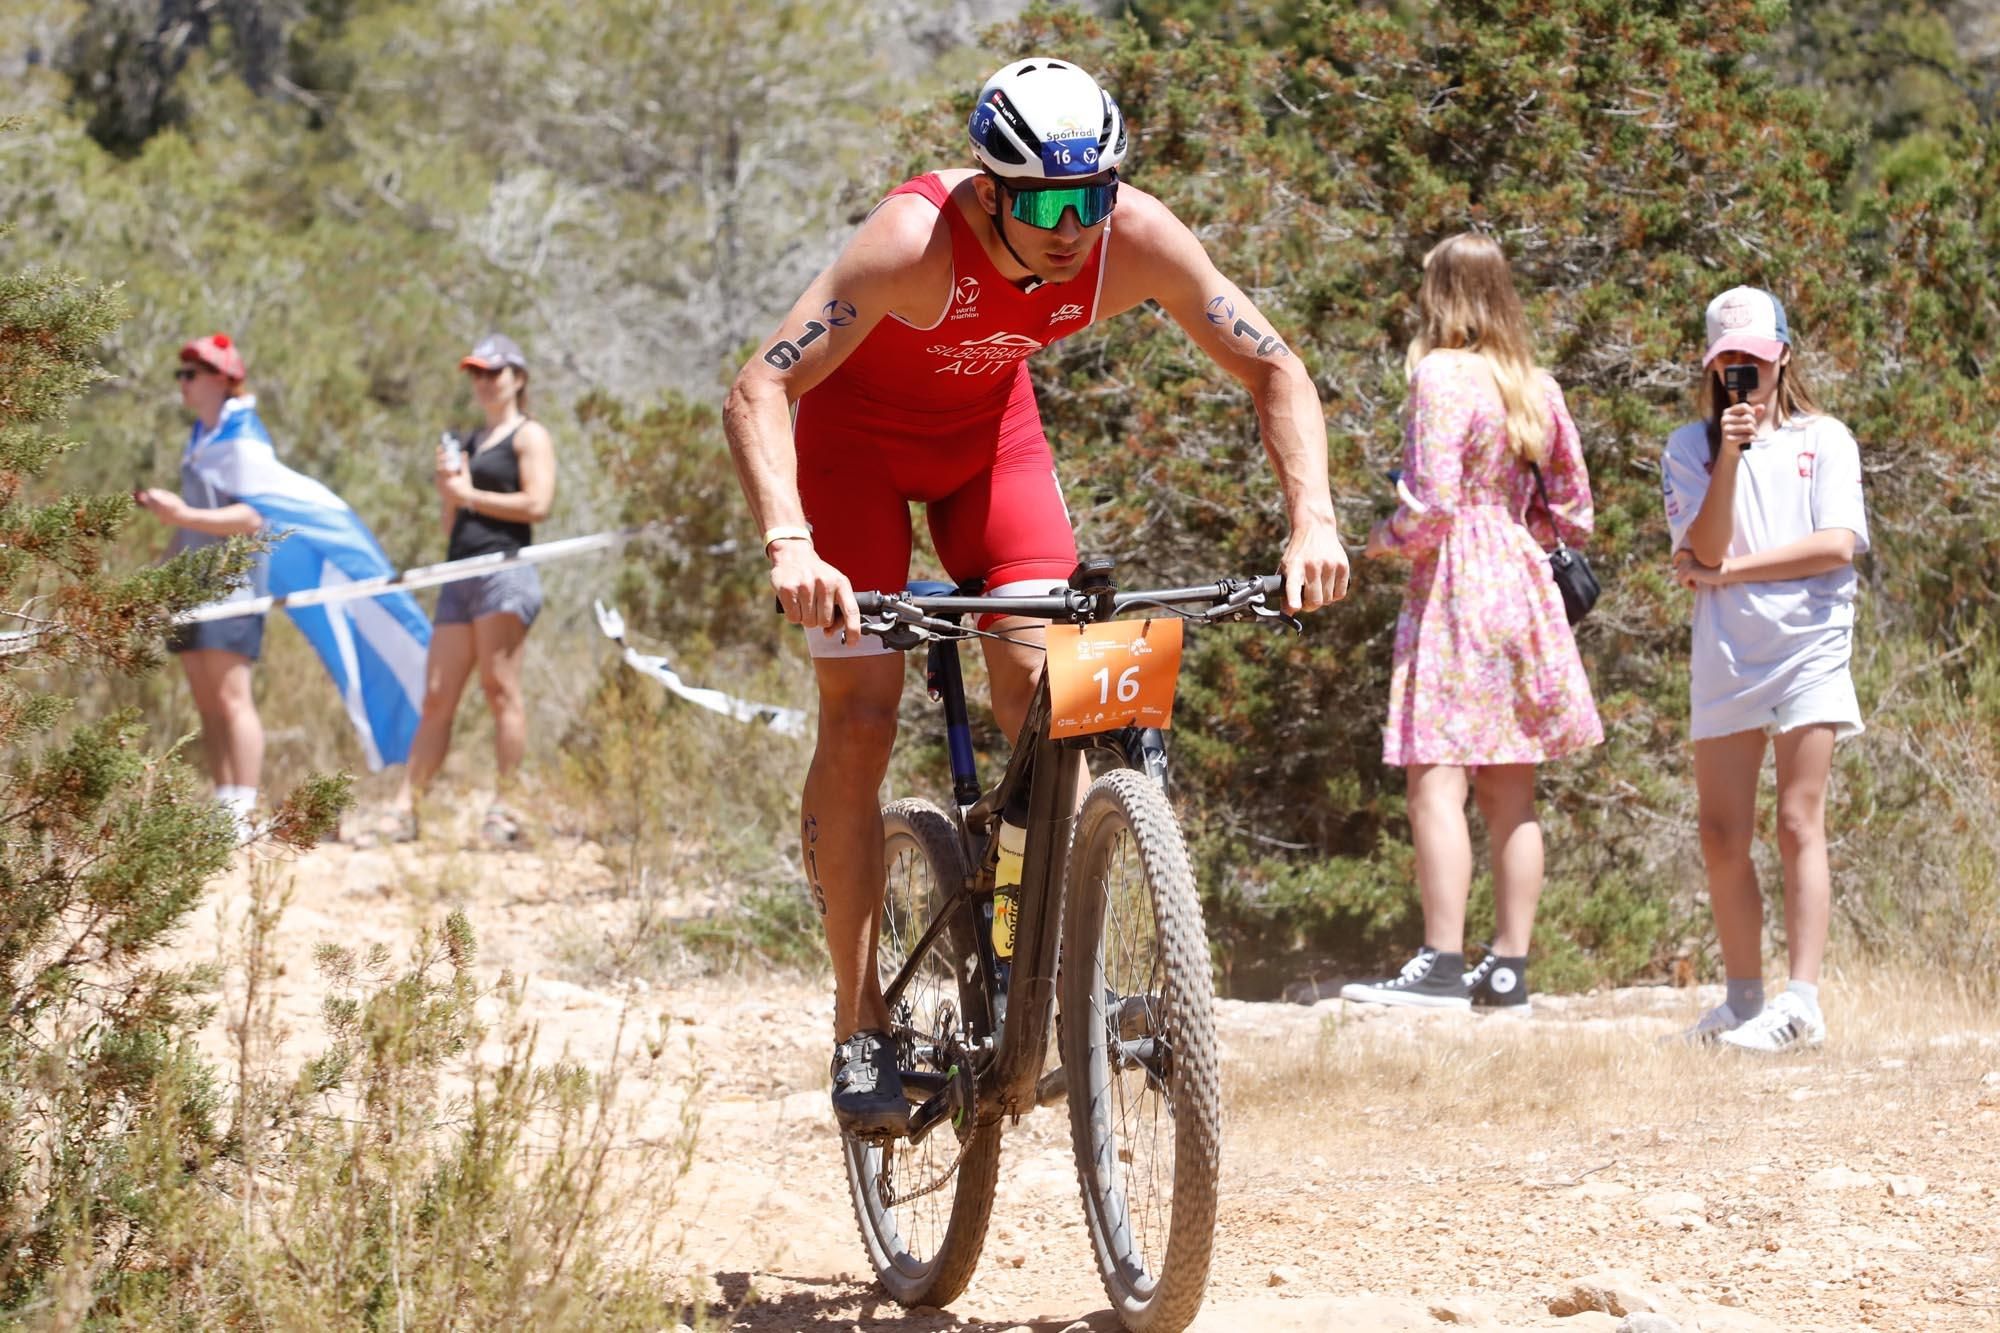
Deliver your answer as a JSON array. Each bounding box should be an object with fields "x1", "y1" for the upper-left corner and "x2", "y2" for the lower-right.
[
  {"x1": 0, "y1": 625, "x2": 56, "y2": 658},
  {"x1": 3, "y1": 529, "x2": 644, "y2": 650},
  {"x1": 181, "y1": 528, "x2": 643, "y2": 622},
  {"x1": 593, "y1": 600, "x2": 807, "y2": 737}
]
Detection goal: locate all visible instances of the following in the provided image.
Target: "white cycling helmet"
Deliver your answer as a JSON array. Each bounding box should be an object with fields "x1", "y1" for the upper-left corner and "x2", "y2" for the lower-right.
[{"x1": 967, "y1": 58, "x2": 1128, "y2": 182}]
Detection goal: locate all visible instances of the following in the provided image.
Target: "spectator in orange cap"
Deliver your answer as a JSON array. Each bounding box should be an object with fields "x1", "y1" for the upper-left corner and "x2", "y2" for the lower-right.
[{"x1": 391, "y1": 333, "x2": 556, "y2": 844}]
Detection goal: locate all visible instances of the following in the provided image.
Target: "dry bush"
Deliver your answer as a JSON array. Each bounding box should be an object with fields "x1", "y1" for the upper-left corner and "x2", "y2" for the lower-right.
[
  {"x1": 542, "y1": 660, "x2": 824, "y2": 986},
  {"x1": 85, "y1": 867, "x2": 713, "y2": 1331}
]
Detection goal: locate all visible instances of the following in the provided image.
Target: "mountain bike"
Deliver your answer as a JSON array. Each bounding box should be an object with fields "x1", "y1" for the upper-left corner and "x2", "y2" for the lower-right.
[{"x1": 839, "y1": 557, "x2": 1296, "y2": 1333}]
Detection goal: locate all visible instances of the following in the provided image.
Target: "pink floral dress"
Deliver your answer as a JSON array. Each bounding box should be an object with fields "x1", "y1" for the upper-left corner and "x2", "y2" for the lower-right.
[{"x1": 1369, "y1": 350, "x2": 1603, "y2": 767}]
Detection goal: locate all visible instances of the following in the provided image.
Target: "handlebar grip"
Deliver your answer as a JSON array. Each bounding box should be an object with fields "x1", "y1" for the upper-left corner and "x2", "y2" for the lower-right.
[{"x1": 773, "y1": 592, "x2": 876, "y2": 620}]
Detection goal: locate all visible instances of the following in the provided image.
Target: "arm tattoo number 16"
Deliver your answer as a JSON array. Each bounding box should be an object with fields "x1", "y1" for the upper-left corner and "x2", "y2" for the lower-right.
[
  {"x1": 1232, "y1": 317, "x2": 1285, "y2": 359},
  {"x1": 763, "y1": 320, "x2": 829, "y2": 371}
]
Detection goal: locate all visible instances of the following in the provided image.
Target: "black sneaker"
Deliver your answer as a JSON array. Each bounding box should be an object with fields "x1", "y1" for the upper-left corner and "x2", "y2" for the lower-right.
[
  {"x1": 1464, "y1": 950, "x2": 1531, "y2": 1013},
  {"x1": 830, "y1": 1030, "x2": 908, "y2": 1137},
  {"x1": 1339, "y1": 948, "x2": 1471, "y2": 1010}
]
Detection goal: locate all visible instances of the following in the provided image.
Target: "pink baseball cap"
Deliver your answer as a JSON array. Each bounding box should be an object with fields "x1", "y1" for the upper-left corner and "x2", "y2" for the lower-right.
[
  {"x1": 1702, "y1": 286, "x2": 1790, "y2": 366},
  {"x1": 179, "y1": 332, "x2": 246, "y2": 380}
]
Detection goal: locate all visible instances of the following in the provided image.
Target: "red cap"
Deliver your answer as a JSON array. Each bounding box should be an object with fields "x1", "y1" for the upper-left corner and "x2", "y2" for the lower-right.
[{"x1": 180, "y1": 332, "x2": 246, "y2": 380}]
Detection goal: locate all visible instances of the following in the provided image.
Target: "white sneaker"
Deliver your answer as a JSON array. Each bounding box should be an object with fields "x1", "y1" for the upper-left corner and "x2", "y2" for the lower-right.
[
  {"x1": 1718, "y1": 991, "x2": 1826, "y2": 1053},
  {"x1": 1671, "y1": 1001, "x2": 1744, "y2": 1046}
]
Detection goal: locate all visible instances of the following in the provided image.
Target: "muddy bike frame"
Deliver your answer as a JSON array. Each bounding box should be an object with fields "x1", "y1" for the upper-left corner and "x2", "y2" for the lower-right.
[{"x1": 854, "y1": 559, "x2": 1285, "y2": 1133}]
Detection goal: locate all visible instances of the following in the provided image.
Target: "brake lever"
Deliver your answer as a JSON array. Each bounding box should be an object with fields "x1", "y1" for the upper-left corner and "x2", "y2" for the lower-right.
[
  {"x1": 1195, "y1": 587, "x2": 1301, "y2": 633},
  {"x1": 1249, "y1": 600, "x2": 1306, "y2": 634},
  {"x1": 857, "y1": 611, "x2": 981, "y2": 651},
  {"x1": 860, "y1": 619, "x2": 928, "y2": 651}
]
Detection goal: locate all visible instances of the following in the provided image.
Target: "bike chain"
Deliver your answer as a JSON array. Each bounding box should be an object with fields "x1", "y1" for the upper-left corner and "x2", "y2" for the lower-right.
[
  {"x1": 879, "y1": 1136, "x2": 966, "y2": 1210},
  {"x1": 875, "y1": 1003, "x2": 975, "y2": 1211}
]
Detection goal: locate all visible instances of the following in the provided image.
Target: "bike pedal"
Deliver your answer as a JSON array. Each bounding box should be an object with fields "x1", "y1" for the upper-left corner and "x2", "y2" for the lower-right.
[{"x1": 843, "y1": 1124, "x2": 909, "y2": 1145}]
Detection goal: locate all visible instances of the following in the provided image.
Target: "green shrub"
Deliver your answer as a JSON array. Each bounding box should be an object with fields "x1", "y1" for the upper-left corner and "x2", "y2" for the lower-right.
[
  {"x1": 942, "y1": 0, "x2": 2000, "y2": 986},
  {"x1": 1, "y1": 153, "x2": 704, "y2": 1325},
  {"x1": 0, "y1": 192, "x2": 344, "y2": 1319}
]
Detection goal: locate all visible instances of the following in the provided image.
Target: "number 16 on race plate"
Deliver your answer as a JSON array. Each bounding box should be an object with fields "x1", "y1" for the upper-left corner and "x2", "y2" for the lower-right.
[{"x1": 1044, "y1": 619, "x2": 1185, "y2": 737}]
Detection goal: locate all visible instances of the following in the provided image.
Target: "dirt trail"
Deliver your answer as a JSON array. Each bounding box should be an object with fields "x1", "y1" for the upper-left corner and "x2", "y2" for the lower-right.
[{"x1": 180, "y1": 831, "x2": 2000, "y2": 1333}]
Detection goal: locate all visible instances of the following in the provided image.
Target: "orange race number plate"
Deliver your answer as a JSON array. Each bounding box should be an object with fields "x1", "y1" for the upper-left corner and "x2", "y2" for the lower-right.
[{"x1": 1044, "y1": 619, "x2": 1185, "y2": 738}]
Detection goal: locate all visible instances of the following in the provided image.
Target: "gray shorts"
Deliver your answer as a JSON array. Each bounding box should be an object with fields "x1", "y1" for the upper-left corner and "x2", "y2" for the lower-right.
[
  {"x1": 168, "y1": 612, "x2": 265, "y2": 660},
  {"x1": 434, "y1": 564, "x2": 543, "y2": 629}
]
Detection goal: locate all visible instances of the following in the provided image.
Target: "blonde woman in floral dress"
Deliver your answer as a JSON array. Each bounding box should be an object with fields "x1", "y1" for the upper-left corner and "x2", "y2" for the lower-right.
[{"x1": 1342, "y1": 233, "x2": 1603, "y2": 1013}]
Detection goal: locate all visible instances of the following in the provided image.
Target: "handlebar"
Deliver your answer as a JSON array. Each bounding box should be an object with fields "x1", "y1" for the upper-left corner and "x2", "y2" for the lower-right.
[
  {"x1": 849, "y1": 574, "x2": 1292, "y2": 649},
  {"x1": 854, "y1": 574, "x2": 1282, "y2": 622}
]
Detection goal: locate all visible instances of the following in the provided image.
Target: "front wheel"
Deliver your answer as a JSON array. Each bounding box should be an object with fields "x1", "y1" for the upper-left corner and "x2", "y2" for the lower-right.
[
  {"x1": 1060, "y1": 769, "x2": 1221, "y2": 1333},
  {"x1": 842, "y1": 798, "x2": 1001, "y2": 1309}
]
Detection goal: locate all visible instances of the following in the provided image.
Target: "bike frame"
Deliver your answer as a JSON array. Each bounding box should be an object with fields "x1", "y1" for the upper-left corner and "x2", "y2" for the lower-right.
[
  {"x1": 879, "y1": 580, "x2": 1185, "y2": 1127},
  {"x1": 897, "y1": 691, "x2": 1151, "y2": 1125},
  {"x1": 872, "y1": 625, "x2": 1070, "y2": 1124}
]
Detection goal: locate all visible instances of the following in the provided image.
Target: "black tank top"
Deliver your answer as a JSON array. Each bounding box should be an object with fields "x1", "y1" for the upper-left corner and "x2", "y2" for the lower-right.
[{"x1": 449, "y1": 421, "x2": 534, "y2": 560}]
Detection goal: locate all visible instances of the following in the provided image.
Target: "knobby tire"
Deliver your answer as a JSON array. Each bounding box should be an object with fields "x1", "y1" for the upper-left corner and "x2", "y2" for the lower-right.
[{"x1": 1059, "y1": 769, "x2": 1222, "y2": 1333}]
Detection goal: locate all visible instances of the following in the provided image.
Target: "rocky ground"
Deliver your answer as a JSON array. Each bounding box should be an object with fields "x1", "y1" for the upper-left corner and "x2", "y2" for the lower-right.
[{"x1": 178, "y1": 827, "x2": 2000, "y2": 1333}]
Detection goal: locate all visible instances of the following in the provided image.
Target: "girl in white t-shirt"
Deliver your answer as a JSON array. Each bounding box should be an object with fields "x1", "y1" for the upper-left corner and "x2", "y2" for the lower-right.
[{"x1": 1662, "y1": 286, "x2": 1869, "y2": 1053}]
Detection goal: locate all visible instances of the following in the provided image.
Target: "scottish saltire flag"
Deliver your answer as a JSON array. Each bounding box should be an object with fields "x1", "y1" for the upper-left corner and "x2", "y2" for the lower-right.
[{"x1": 184, "y1": 398, "x2": 430, "y2": 770}]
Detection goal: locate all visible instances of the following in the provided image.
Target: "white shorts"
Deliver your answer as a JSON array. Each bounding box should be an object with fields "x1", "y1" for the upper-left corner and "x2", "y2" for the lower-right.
[{"x1": 1691, "y1": 667, "x2": 1863, "y2": 743}]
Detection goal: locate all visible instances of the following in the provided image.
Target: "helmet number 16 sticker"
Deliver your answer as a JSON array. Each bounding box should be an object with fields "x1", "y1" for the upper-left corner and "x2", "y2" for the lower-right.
[{"x1": 1044, "y1": 619, "x2": 1184, "y2": 737}]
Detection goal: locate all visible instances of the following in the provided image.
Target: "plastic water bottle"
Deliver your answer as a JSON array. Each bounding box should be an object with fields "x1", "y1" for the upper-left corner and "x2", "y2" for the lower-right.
[
  {"x1": 439, "y1": 430, "x2": 463, "y2": 472},
  {"x1": 991, "y1": 818, "x2": 1026, "y2": 960}
]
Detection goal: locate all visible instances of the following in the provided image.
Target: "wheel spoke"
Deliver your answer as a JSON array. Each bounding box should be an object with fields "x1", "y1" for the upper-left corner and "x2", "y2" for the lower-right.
[
  {"x1": 846, "y1": 804, "x2": 998, "y2": 1310},
  {"x1": 1095, "y1": 818, "x2": 1174, "y2": 1281},
  {"x1": 876, "y1": 838, "x2": 956, "y2": 1260}
]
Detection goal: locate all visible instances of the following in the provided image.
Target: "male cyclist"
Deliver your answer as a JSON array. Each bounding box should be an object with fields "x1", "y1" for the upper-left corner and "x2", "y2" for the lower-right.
[{"x1": 724, "y1": 58, "x2": 1351, "y2": 1136}]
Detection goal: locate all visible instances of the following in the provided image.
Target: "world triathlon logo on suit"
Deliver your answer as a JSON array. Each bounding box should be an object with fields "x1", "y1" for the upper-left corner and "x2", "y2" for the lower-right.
[
  {"x1": 949, "y1": 276, "x2": 983, "y2": 320},
  {"x1": 926, "y1": 331, "x2": 1045, "y2": 376}
]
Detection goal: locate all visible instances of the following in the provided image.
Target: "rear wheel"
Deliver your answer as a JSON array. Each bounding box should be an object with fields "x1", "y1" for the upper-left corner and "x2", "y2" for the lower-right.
[
  {"x1": 843, "y1": 798, "x2": 1001, "y2": 1308},
  {"x1": 1060, "y1": 769, "x2": 1221, "y2": 1333}
]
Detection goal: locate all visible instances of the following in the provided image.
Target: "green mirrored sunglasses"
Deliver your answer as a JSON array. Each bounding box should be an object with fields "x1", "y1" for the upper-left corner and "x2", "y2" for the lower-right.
[{"x1": 1005, "y1": 177, "x2": 1119, "y2": 230}]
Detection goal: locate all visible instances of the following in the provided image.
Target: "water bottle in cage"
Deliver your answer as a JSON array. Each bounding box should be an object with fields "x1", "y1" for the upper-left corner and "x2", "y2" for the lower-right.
[{"x1": 991, "y1": 817, "x2": 1025, "y2": 960}]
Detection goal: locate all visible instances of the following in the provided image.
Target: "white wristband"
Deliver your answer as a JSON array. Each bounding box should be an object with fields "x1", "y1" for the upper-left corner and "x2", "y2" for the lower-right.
[{"x1": 762, "y1": 524, "x2": 812, "y2": 551}]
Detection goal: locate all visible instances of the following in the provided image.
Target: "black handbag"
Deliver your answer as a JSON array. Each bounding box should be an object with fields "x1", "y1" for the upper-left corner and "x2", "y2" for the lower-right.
[{"x1": 1527, "y1": 460, "x2": 1599, "y2": 625}]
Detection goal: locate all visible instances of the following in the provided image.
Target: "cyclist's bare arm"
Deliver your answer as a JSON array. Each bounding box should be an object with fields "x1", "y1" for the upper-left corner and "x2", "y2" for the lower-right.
[
  {"x1": 1095, "y1": 188, "x2": 1350, "y2": 612},
  {"x1": 724, "y1": 196, "x2": 951, "y2": 629}
]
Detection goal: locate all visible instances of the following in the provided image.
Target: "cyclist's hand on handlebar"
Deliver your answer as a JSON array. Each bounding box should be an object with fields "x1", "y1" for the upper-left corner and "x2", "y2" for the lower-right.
[
  {"x1": 769, "y1": 541, "x2": 862, "y2": 635},
  {"x1": 1280, "y1": 517, "x2": 1352, "y2": 613}
]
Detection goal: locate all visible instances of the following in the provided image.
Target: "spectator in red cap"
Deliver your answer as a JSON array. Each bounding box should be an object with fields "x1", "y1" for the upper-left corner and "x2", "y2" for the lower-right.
[
  {"x1": 392, "y1": 333, "x2": 556, "y2": 843},
  {"x1": 135, "y1": 333, "x2": 267, "y2": 837}
]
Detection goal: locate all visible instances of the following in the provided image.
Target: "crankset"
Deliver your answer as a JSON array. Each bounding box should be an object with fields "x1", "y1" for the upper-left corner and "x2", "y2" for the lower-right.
[{"x1": 871, "y1": 1006, "x2": 978, "y2": 1210}]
